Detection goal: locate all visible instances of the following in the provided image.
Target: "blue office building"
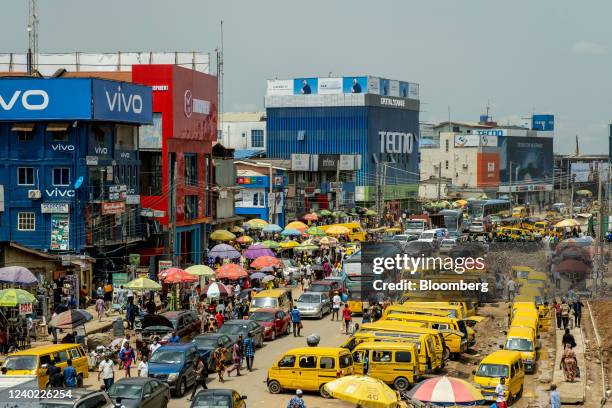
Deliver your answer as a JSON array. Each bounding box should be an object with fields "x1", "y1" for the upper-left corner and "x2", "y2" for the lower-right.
[
  {"x1": 265, "y1": 76, "x2": 420, "y2": 214},
  {"x1": 0, "y1": 77, "x2": 152, "y2": 267}
]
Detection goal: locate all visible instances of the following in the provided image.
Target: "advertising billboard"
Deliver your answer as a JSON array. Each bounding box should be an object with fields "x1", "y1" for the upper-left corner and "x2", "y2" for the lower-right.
[
  {"x1": 317, "y1": 154, "x2": 339, "y2": 171},
  {"x1": 92, "y1": 79, "x2": 153, "y2": 124},
  {"x1": 379, "y1": 78, "x2": 390, "y2": 96},
  {"x1": 342, "y1": 76, "x2": 367, "y2": 94},
  {"x1": 293, "y1": 78, "x2": 318, "y2": 95},
  {"x1": 409, "y1": 82, "x2": 419, "y2": 99},
  {"x1": 267, "y1": 79, "x2": 293, "y2": 96},
  {"x1": 318, "y1": 77, "x2": 342, "y2": 94},
  {"x1": 571, "y1": 161, "x2": 610, "y2": 182},
  {"x1": 172, "y1": 66, "x2": 218, "y2": 141},
  {"x1": 454, "y1": 134, "x2": 497, "y2": 148},
  {"x1": 399, "y1": 81, "x2": 409, "y2": 98},
  {"x1": 0, "y1": 78, "x2": 92, "y2": 120},
  {"x1": 499, "y1": 136, "x2": 553, "y2": 190},
  {"x1": 476, "y1": 152, "x2": 500, "y2": 187},
  {"x1": 532, "y1": 114, "x2": 554, "y2": 131},
  {"x1": 367, "y1": 77, "x2": 380, "y2": 94},
  {"x1": 50, "y1": 215, "x2": 69, "y2": 251}
]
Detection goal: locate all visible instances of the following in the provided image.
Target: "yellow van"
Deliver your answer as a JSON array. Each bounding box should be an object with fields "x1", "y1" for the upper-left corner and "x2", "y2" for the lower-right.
[
  {"x1": 346, "y1": 328, "x2": 444, "y2": 373},
  {"x1": 516, "y1": 290, "x2": 551, "y2": 331},
  {"x1": 352, "y1": 342, "x2": 419, "y2": 391},
  {"x1": 512, "y1": 206, "x2": 528, "y2": 218},
  {"x1": 250, "y1": 288, "x2": 293, "y2": 314},
  {"x1": 473, "y1": 350, "x2": 525, "y2": 403},
  {"x1": 398, "y1": 301, "x2": 467, "y2": 319},
  {"x1": 511, "y1": 266, "x2": 534, "y2": 284},
  {"x1": 267, "y1": 347, "x2": 354, "y2": 397},
  {"x1": 383, "y1": 313, "x2": 470, "y2": 353},
  {"x1": 504, "y1": 326, "x2": 537, "y2": 373},
  {"x1": 319, "y1": 222, "x2": 366, "y2": 242},
  {"x1": 3, "y1": 344, "x2": 89, "y2": 389},
  {"x1": 510, "y1": 313, "x2": 540, "y2": 339}
]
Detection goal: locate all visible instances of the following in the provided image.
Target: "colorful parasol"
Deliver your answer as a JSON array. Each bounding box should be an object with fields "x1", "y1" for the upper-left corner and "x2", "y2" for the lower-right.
[
  {"x1": 319, "y1": 209, "x2": 332, "y2": 216},
  {"x1": 49, "y1": 309, "x2": 93, "y2": 329},
  {"x1": 262, "y1": 240, "x2": 280, "y2": 249},
  {"x1": 0, "y1": 266, "x2": 38, "y2": 285},
  {"x1": 319, "y1": 236, "x2": 338, "y2": 246},
  {"x1": 185, "y1": 264, "x2": 216, "y2": 277},
  {"x1": 279, "y1": 240, "x2": 299, "y2": 249},
  {"x1": 326, "y1": 225, "x2": 350, "y2": 235},
  {"x1": 202, "y1": 281, "x2": 231, "y2": 298},
  {"x1": 324, "y1": 375, "x2": 399, "y2": 408},
  {"x1": 262, "y1": 224, "x2": 283, "y2": 234},
  {"x1": 303, "y1": 213, "x2": 318, "y2": 221},
  {"x1": 210, "y1": 229, "x2": 236, "y2": 242},
  {"x1": 230, "y1": 225, "x2": 245, "y2": 234},
  {"x1": 245, "y1": 218, "x2": 268, "y2": 229},
  {"x1": 285, "y1": 221, "x2": 308, "y2": 231},
  {"x1": 125, "y1": 277, "x2": 162, "y2": 291},
  {"x1": 0, "y1": 288, "x2": 37, "y2": 307},
  {"x1": 306, "y1": 226, "x2": 326, "y2": 237},
  {"x1": 161, "y1": 267, "x2": 199, "y2": 284},
  {"x1": 251, "y1": 255, "x2": 280, "y2": 269},
  {"x1": 216, "y1": 263, "x2": 248, "y2": 280},
  {"x1": 404, "y1": 376, "x2": 484, "y2": 406},
  {"x1": 209, "y1": 244, "x2": 241, "y2": 259},
  {"x1": 281, "y1": 228, "x2": 302, "y2": 237},
  {"x1": 243, "y1": 244, "x2": 275, "y2": 259},
  {"x1": 236, "y1": 235, "x2": 254, "y2": 244},
  {"x1": 555, "y1": 219, "x2": 580, "y2": 228}
]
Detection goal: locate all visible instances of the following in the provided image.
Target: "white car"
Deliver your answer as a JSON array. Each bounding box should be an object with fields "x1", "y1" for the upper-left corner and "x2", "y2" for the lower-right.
[{"x1": 439, "y1": 238, "x2": 457, "y2": 254}]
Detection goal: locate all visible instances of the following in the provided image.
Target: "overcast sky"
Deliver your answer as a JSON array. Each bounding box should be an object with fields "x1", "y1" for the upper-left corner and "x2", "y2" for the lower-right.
[{"x1": 1, "y1": 0, "x2": 611, "y2": 154}]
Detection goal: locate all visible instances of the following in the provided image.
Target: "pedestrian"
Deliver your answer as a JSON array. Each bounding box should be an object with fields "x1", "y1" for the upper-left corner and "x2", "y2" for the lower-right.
[
  {"x1": 290, "y1": 306, "x2": 302, "y2": 337},
  {"x1": 212, "y1": 344, "x2": 227, "y2": 382},
  {"x1": 553, "y1": 301, "x2": 562, "y2": 330},
  {"x1": 243, "y1": 332, "x2": 256, "y2": 372},
  {"x1": 98, "y1": 355, "x2": 115, "y2": 389},
  {"x1": 149, "y1": 337, "x2": 161, "y2": 355},
  {"x1": 562, "y1": 344, "x2": 577, "y2": 382},
  {"x1": 187, "y1": 356, "x2": 208, "y2": 401},
  {"x1": 363, "y1": 351, "x2": 370, "y2": 376},
  {"x1": 573, "y1": 298, "x2": 584, "y2": 328},
  {"x1": 215, "y1": 310, "x2": 224, "y2": 329},
  {"x1": 137, "y1": 355, "x2": 148, "y2": 378},
  {"x1": 96, "y1": 285, "x2": 104, "y2": 299},
  {"x1": 331, "y1": 292, "x2": 341, "y2": 321},
  {"x1": 361, "y1": 308, "x2": 371, "y2": 324},
  {"x1": 506, "y1": 278, "x2": 516, "y2": 301},
  {"x1": 95, "y1": 296, "x2": 106, "y2": 322},
  {"x1": 560, "y1": 301, "x2": 570, "y2": 330},
  {"x1": 227, "y1": 338, "x2": 242, "y2": 377},
  {"x1": 342, "y1": 304, "x2": 353, "y2": 335},
  {"x1": 168, "y1": 331, "x2": 180, "y2": 343},
  {"x1": 549, "y1": 384, "x2": 561, "y2": 408},
  {"x1": 50, "y1": 366, "x2": 64, "y2": 387},
  {"x1": 113, "y1": 397, "x2": 126, "y2": 408},
  {"x1": 287, "y1": 389, "x2": 306, "y2": 408},
  {"x1": 495, "y1": 377, "x2": 508, "y2": 408},
  {"x1": 562, "y1": 328, "x2": 576, "y2": 349},
  {"x1": 145, "y1": 296, "x2": 156, "y2": 315},
  {"x1": 126, "y1": 300, "x2": 138, "y2": 330},
  {"x1": 63, "y1": 359, "x2": 77, "y2": 388},
  {"x1": 122, "y1": 343, "x2": 135, "y2": 378}
]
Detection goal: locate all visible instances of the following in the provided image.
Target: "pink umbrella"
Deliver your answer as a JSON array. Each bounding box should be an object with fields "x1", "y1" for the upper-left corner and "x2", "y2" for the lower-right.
[
  {"x1": 216, "y1": 264, "x2": 248, "y2": 280},
  {"x1": 160, "y1": 267, "x2": 198, "y2": 284}
]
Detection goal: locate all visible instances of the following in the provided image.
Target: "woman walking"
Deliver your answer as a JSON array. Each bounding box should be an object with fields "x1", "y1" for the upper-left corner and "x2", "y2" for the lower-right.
[
  {"x1": 121, "y1": 343, "x2": 135, "y2": 378},
  {"x1": 226, "y1": 336, "x2": 242, "y2": 377},
  {"x1": 212, "y1": 344, "x2": 227, "y2": 383},
  {"x1": 95, "y1": 296, "x2": 106, "y2": 322},
  {"x1": 562, "y1": 344, "x2": 577, "y2": 382}
]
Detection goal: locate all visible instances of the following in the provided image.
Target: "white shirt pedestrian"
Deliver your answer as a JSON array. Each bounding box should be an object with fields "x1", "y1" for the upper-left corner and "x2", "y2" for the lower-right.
[
  {"x1": 149, "y1": 341, "x2": 161, "y2": 355},
  {"x1": 332, "y1": 295, "x2": 341, "y2": 309},
  {"x1": 99, "y1": 359, "x2": 114, "y2": 380},
  {"x1": 137, "y1": 361, "x2": 148, "y2": 377}
]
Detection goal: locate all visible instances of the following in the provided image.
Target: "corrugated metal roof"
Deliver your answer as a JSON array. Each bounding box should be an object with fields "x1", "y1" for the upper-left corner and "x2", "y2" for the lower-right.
[
  {"x1": 234, "y1": 149, "x2": 266, "y2": 159},
  {"x1": 220, "y1": 112, "x2": 266, "y2": 122}
]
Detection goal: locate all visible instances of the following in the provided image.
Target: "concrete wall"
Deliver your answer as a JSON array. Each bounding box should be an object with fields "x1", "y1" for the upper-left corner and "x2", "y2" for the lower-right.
[{"x1": 218, "y1": 120, "x2": 266, "y2": 150}]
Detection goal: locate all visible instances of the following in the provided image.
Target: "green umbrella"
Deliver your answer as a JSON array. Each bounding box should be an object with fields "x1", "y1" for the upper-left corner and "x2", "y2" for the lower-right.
[
  {"x1": 576, "y1": 190, "x2": 592, "y2": 197},
  {"x1": 294, "y1": 243, "x2": 319, "y2": 252},
  {"x1": 319, "y1": 209, "x2": 332, "y2": 216},
  {"x1": 365, "y1": 209, "x2": 377, "y2": 216},
  {"x1": 125, "y1": 277, "x2": 163, "y2": 291},
  {"x1": 262, "y1": 240, "x2": 280, "y2": 249},
  {"x1": 306, "y1": 226, "x2": 326, "y2": 237},
  {"x1": 333, "y1": 211, "x2": 348, "y2": 218},
  {"x1": 0, "y1": 288, "x2": 37, "y2": 307}
]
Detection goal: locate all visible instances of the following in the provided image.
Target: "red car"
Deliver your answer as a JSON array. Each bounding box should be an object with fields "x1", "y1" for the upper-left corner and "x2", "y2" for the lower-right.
[{"x1": 248, "y1": 308, "x2": 290, "y2": 341}]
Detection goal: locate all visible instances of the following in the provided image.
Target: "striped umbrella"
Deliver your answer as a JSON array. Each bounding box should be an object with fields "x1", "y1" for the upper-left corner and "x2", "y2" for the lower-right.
[
  {"x1": 202, "y1": 281, "x2": 231, "y2": 298},
  {"x1": 404, "y1": 376, "x2": 484, "y2": 406}
]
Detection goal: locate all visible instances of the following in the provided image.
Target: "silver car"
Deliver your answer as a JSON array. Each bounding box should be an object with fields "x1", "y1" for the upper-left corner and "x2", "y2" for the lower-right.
[{"x1": 295, "y1": 292, "x2": 331, "y2": 319}]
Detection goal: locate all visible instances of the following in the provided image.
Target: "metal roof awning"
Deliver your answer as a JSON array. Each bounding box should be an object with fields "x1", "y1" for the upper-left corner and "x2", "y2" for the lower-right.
[
  {"x1": 11, "y1": 123, "x2": 35, "y2": 132},
  {"x1": 46, "y1": 123, "x2": 70, "y2": 132}
]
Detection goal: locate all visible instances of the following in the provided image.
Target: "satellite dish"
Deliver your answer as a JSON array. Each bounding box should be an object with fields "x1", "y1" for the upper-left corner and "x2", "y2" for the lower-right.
[{"x1": 74, "y1": 176, "x2": 84, "y2": 189}]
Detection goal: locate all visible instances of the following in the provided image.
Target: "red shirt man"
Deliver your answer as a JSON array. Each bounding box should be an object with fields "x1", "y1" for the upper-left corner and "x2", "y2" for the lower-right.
[{"x1": 215, "y1": 311, "x2": 224, "y2": 328}]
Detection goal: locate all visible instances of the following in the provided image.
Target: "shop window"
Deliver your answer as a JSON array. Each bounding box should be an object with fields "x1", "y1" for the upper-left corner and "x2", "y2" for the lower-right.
[
  {"x1": 18, "y1": 132, "x2": 33, "y2": 141},
  {"x1": 17, "y1": 167, "x2": 34, "y2": 185},
  {"x1": 205, "y1": 155, "x2": 211, "y2": 216},
  {"x1": 126, "y1": 166, "x2": 132, "y2": 186},
  {"x1": 184, "y1": 154, "x2": 198, "y2": 186},
  {"x1": 52, "y1": 168, "x2": 70, "y2": 186},
  {"x1": 445, "y1": 139, "x2": 449, "y2": 152},
  {"x1": 94, "y1": 126, "x2": 106, "y2": 143},
  {"x1": 17, "y1": 212, "x2": 35, "y2": 231},
  {"x1": 251, "y1": 129, "x2": 264, "y2": 148},
  {"x1": 445, "y1": 160, "x2": 449, "y2": 170},
  {"x1": 185, "y1": 195, "x2": 199, "y2": 220},
  {"x1": 115, "y1": 125, "x2": 137, "y2": 150},
  {"x1": 140, "y1": 151, "x2": 162, "y2": 196}
]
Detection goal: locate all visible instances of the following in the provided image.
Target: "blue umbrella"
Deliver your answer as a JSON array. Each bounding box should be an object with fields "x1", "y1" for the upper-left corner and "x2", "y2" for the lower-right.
[
  {"x1": 250, "y1": 272, "x2": 267, "y2": 280},
  {"x1": 262, "y1": 224, "x2": 282, "y2": 234},
  {"x1": 281, "y1": 228, "x2": 302, "y2": 237},
  {"x1": 209, "y1": 244, "x2": 241, "y2": 259}
]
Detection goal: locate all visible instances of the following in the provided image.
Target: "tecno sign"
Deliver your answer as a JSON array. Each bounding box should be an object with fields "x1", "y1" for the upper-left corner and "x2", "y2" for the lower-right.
[
  {"x1": 0, "y1": 90, "x2": 49, "y2": 111},
  {"x1": 184, "y1": 90, "x2": 210, "y2": 118},
  {"x1": 379, "y1": 131, "x2": 415, "y2": 154}
]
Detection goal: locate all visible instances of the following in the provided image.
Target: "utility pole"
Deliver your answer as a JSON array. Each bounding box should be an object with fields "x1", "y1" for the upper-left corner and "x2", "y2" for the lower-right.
[
  {"x1": 268, "y1": 162, "x2": 274, "y2": 223},
  {"x1": 335, "y1": 162, "x2": 341, "y2": 211},
  {"x1": 169, "y1": 159, "x2": 177, "y2": 266},
  {"x1": 382, "y1": 163, "x2": 387, "y2": 220},
  {"x1": 437, "y1": 162, "x2": 442, "y2": 201},
  {"x1": 570, "y1": 174, "x2": 576, "y2": 219},
  {"x1": 27, "y1": 0, "x2": 39, "y2": 75},
  {"x1": 509, "y1": 162, "x2": 513, "y2": 205},
  {"x1": 216, "y1": 20, "x2": 224, "y2": 139}
]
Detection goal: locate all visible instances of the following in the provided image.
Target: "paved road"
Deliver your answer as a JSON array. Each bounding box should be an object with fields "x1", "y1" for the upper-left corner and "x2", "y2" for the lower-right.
[{"x1": 85, "y1": 314, "x2": 355, "y2": 408}]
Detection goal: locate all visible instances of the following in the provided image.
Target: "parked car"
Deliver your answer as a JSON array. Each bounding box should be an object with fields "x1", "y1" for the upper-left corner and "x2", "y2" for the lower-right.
[
  {"x1": 308, "y1": 280, "x2": 342, "y2": 298},
  {"x1": 39, "y1": 390, "x2": 112, "y2": 408},
  {"x1": 439, "y1": 238, "x2": 457, "y2": 254},
  {"x1": 295, "y1": 292, "x2": 331, "y2": 319},
  {"x1": 107, "y1": 377, "x2": 170, "y2": 408},
  {"x1": 218, "y1": 320, "x2": 265, "y2": 347},
  {"x1": 248, "y1": 308, "x2": 291, "y2": 340},
  {"x1": 136, "y1": 310, "x2": 200, "y2": 343},
  {"x1": 148, "y1": 343, "x2": 199, "y2": 397},
  {"x1": 190, "y1": 389, "x2": 247, "y2": 408},
  {"x1": 404, "y1": 240, "x2": 435, "y2": 257},
  {"x1": 137, "y1": 314, "x2": 175, "y2": 342},
  {"x1": 192, "y1": 333, "x2": 234, "y2": 370},
  {"x1": 161, "y1": 310, "x2": 201, "y2": 341}
]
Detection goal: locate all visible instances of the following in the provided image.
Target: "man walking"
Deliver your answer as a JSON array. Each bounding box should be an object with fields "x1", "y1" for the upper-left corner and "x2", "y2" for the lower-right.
[
  {"x1": 98, "y1": 355, "x2": 115, "y2": 389},
  {"x1": 549, "y1": 384, "x2": 561, "y2": 408},
  {"x1": 63, "y1": 359, "x2": 77, "y2": 388},
  {"x1": 187, "y1": 356, "x2": 208, "y2": 401},
  {"x1": 573, "y1": 298, "x2": 584, "y2": 328},
  {"x1": 331, "y1": 292, "x2": 341, "y2": 321},
  {"x1": 342, "y1": 304, "x2": 352, "y2": 335},
  {"x1": 290, "y1": 306, "x2": 302, "y2": 337},
  {"x1": 243, "y1": 332, "x2": 256, "y2": 372},
  {"x1": 506, "y1": 278, "x2": 516, "y2": 301}
]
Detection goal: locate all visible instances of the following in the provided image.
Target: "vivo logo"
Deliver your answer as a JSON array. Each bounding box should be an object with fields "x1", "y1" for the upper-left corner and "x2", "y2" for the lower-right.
[
  {"x1": 51, "y1": 144, "x2": 75, "y2": 151},
  {"x1": 120, "y1": 152, "x2": 131, "y2": 159},
  {"x1": 94, "y1": 146, "x2": 108, "y2": 155},
  {"x1": 46, "y1": 188, "x2": 75, "y2": 198},
  {"x1": 379, "y1": 131, "x2": 414, "y2": 154},
  {"x1": 105, "y1": 87, "x2": 143, "y2": 114},
  {"x1": 0, "y1": 90, "x2": 49, "y2": 111}
]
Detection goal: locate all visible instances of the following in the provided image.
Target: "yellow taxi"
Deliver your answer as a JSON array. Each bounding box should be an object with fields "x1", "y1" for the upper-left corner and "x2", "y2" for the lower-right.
[
  {"x1": 504, "y1": 326, "x2": 537, "y2": 373},
  {"x1": 352, "y1": 342, "x2": 419, "y2": 391},
  {"x1": 473, "y1": 350, "x2": 525, "y2": 403}
]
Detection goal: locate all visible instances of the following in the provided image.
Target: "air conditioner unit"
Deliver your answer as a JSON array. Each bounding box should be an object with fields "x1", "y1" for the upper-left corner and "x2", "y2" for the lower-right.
[
  {"x1": 462, "y1": 164, "x2": 468, "y2": 169},
  {"x1": 28, "y1": 190, "x2": 41, "y2": 199}
]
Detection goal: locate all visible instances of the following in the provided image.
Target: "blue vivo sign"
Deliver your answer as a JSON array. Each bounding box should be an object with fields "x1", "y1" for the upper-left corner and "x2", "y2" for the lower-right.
[
  {"x1": 92, "y1": 80, "x2": 152, "y2": 124},
  {"x1": 0, "y1": 78, "x2": 92, "y2": 120}
]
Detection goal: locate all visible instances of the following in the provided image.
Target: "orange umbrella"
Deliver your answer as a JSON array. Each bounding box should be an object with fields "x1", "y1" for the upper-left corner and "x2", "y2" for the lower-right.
[
  {"x1": 285, "y1": 221, "x2": 308, "y2": 231},
  {"x1": 236, "y1": 235, "x2": 254, "y2": 244},
  {"x1": 251, "y1": 255, "x2": 280, "y2": 269},
  {"x1": 162, "y1": 267, "x2": 198, "y2": 284},
  {"x1": 216, "y1": 263, "x2": 248, "y2": 280},
  {"x1": 303, "y1": 213, "x2": 318, "y2": 221}
]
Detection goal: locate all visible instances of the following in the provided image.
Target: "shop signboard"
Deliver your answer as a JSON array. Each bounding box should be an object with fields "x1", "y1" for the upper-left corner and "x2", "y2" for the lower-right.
[
  {"x1": 454, "y1": 134, "x2": 498, "y2": 148},
  {"x1": 50, "y1": 215, "x2": 69, "y2": 250},
  {"x1": 41, "y1": 203, "x2": 69, "y2": 214},
  {"x1": 532, "y1": 114, "x2": 554, "y2": 131},
  {"x1": 112, "y1": 273, "x2": 128, "y2": 286},
  {"x1": 158, "y1": 260, "x2": 172, "y2": 274},
  {"x1": 101, "y1": 201, "x2": 126, "y2": 215},
  {"x1": 291, "y1": 154, "x2": 310, "y2": 171},
  {"x1": 316, "y1": 154, "x2": 339, "y2": 172},
  {"x1": 92, "y1": 80, "x2": 153, "y2": 124}
]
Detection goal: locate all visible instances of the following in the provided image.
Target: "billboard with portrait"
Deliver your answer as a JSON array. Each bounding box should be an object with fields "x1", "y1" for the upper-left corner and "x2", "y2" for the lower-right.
[
  {"x1": 379, "y1": 78, "x2": 390, "y2": 96},
  {"x1": 499, "y1": 136, "x2": 553, "y2": 187},
  {"x1": 293, "y1": 78, "x2": 318, "y2": 95},
  {"x1": 342, "y1": 76, "x2": 367, "y2": 94}
]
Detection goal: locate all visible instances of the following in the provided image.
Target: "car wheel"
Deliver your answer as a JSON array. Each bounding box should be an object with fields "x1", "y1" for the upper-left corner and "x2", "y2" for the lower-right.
[
  {"x1": 393, "y1": 377, "x2": 410, "y2": 391},
  {"x1": 285, "y1": 324, "x2": 290, "y2": 335},
  {"x1": 268, "y1": 380, "x2": 282, "y2": 394},
  {"x1": 318, "y1": 310, "x2": 323, "y2": 319},
  {"x1": 162, "y1": 397, "x2": 169, "y2": 408},
  {"x1": 319, "y1": 384, "x2": 331, "y2": 398},
  {"x1": 271, "y1": 329, "x2": 276, "y2": 340},
  {"x1": 177, "y1": 378, "x2": 186, "y2": 398}
]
